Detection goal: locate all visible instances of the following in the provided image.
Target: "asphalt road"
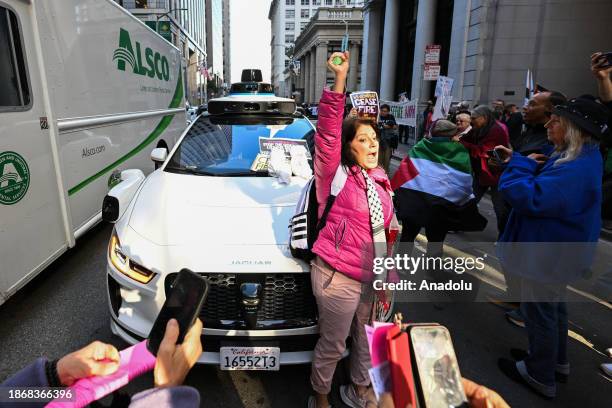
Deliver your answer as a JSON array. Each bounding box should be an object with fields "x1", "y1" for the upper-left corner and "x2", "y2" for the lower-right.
[{"x1": 0, "y1": 159, "x2": 611, "y2": 407}]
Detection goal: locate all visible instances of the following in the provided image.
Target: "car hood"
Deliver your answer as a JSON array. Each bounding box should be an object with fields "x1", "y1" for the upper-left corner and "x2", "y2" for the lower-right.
[{"x1": 128, "y1": 170, "x2": 308, "y2": 248}]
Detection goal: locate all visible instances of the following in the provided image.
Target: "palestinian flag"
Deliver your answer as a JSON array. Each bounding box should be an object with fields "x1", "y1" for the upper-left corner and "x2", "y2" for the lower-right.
[{"x1": 391, "y1": 138, "x2": 474, "y2": 206}]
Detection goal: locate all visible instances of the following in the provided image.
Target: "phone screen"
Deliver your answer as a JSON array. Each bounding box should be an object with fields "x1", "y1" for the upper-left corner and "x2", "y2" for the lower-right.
[
  {"x1": 486, "y1": 149, "x2": 501, "y2": 161},
  {"x1": 410, "y1": 326, "x2": 467, "y2": 408},
  {"x1": 146, "y1": 269, "x2": 209, "y2": 356}
]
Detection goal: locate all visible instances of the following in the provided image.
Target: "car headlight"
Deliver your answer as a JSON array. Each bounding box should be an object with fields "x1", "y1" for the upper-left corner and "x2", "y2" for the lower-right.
[{"x1": 109, "y1": 230, "x2": 155, "y2": 284}]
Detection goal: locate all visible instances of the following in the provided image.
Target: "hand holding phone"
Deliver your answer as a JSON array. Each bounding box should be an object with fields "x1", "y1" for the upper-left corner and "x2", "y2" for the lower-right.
[
  {"x1": 409, "y1": 325, "x2": 468, "y2": 408},
  {"x1": 147, "y1": 269, "x2": 209, "y2": 356},
  {"x1": 591, "y1": 52, "x2": 612, "y2": 79},
  {"x1": 154, "y1": 317, "x2": 203, "y2": 387}
]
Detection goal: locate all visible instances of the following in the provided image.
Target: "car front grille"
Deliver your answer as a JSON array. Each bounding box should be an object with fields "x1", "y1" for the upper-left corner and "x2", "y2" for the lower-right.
[{"x1": 164, "y1": 272, "x2": 317, "y2": 330}]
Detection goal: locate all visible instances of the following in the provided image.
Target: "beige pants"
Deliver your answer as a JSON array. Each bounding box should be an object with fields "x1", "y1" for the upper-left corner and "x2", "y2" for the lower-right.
[{"x1": 310, "y1": 256, "x2": 372, "y2": 395}]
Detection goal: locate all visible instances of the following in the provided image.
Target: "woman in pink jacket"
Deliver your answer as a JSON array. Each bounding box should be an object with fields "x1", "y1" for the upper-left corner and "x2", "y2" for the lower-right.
[{"x1": 308, "y1": 52, "x2": 394, "y2": 408}]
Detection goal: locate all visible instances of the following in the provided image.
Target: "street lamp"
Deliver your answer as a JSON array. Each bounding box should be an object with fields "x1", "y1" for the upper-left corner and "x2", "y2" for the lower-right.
[{"x1": 156, "y1": 8, "x2": 188, "y2": 38}]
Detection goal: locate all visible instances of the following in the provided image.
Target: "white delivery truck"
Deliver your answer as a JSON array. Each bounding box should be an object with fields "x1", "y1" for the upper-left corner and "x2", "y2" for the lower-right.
[{"x1": 0, "y1": 0, "x2": 186, "y2": 304}]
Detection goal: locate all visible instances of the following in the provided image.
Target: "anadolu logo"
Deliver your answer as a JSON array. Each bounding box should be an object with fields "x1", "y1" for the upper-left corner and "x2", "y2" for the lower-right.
[
  {"x1": 113, "y1": 28, "x2": 171, "y2": 81},
  {"x1": 0, "y1": 151, "x2": 30, "y2": 205}
]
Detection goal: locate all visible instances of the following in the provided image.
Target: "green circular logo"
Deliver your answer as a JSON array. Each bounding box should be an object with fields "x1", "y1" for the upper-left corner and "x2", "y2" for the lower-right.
[{"x1": 0, "y1": 151, "x2": 30, "y2": 205}]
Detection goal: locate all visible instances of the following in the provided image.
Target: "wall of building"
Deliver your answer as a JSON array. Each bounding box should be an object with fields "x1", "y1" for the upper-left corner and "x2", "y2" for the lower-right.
[
  {"x1": 269, "y1": 0, "x2": 365, "y2": 96},
  {"x1": 222, "y1": 0, "x2": 231, "y2": 85}
]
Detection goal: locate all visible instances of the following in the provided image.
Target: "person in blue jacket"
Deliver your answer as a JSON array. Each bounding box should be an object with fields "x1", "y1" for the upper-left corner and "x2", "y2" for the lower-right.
[{"x1": 492, "y1": 96, "x2": 609, "y2": 398}]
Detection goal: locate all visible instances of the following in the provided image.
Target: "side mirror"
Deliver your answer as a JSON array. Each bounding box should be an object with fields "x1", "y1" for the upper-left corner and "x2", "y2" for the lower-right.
[
  {"x1": 151, "y1": 147, "x2": 168, "y2": 164},
  {"x1": 102, "y1": 169, "x2": 145, "y2": 223}
]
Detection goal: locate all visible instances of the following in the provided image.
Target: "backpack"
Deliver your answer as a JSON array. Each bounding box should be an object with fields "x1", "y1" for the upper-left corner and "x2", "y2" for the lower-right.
[{"x1": 289, "y1": 166, "x2": 348, "y2": 261}]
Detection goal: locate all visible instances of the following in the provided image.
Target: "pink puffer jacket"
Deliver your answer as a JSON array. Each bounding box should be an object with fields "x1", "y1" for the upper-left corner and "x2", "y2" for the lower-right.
[{"x1": 312, "y1": 89, "x2": 394, "y2": 282}]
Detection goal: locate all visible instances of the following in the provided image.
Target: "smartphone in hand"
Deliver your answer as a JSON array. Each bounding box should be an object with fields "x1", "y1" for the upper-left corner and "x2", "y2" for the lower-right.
[
  {"x1": 147, "y1": 269, "x2": 209, "y2": 356},
  {"x1": 486, "y1": 148, "x2": 504, "y2": 164},
  {"x1": 409, "y1": 325, "x2": 468, "y2": 408},
  {"x1": 598, "y1": 52, "x2": 612, "y2": 68}
]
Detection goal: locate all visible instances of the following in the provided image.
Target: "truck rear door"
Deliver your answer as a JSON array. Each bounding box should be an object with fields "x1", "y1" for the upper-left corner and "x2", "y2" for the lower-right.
[{"x1": 0, "y1": 2, "x2": 68, "y2": 302}]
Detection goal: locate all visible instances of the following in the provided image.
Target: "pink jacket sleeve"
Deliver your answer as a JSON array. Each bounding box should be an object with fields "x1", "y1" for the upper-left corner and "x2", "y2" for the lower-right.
[{"x1": 314, "y1": 88, "x2": 346, "y2": 213}]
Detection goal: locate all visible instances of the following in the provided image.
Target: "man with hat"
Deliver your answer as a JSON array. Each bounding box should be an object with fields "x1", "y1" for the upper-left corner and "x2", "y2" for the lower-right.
[{"x1": 493, "y1": 96, "x2": 609, "y2": 399}]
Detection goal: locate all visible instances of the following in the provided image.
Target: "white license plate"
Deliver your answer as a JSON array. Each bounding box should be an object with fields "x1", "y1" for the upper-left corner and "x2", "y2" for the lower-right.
[{"x1": 220, "y1": 347, "x2": 280, "y2": 371}]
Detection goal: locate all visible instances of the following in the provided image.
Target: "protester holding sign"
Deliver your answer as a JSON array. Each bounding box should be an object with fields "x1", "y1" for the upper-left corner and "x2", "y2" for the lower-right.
[{"x1": 308, "y1": 51, "x2": 395, "y2": 408}]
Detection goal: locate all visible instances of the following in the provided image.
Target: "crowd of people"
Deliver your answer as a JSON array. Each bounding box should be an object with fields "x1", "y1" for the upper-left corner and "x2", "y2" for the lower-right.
[{"x1": 3, "y1": 51, "x2": 611, "y2": 408}]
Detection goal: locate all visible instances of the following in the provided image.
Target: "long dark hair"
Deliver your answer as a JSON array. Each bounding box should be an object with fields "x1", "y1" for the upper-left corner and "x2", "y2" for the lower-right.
[{"x1": 340, "y1": 118, "x2": 380, "y2": 168}]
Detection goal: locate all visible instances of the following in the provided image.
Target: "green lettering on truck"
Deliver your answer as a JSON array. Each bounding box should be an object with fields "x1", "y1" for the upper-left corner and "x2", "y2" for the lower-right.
[{"x1": 113, "y1": 28, "x2": 171, "y2": 82}]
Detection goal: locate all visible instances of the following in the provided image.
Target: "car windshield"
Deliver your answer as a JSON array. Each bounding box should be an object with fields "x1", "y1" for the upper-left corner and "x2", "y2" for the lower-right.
[{"x1": 165, "y1": 115, "x2": 314, "y2": 176}]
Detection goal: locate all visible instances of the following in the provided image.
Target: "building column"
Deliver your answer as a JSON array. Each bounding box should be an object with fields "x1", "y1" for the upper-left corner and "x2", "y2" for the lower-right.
[
  {"x1": 447, "y1": 0, "x2": 471, "y2": 102},
  {"x1": 361, "y1": 3, "x2": 382, "y2": 91},
  {"x1": 379, "y1": 0, "x2": 400, "y2": 101},
  {"x1": 411, "y1": 0, "x2": 437, "y2": 102},
  {"x1": 309, "y1": 46, "x2": 316, "y2": 103},
  {"x1": 348, "y1": 41, "x2": 360, "y2": 92},
  {"x1": 303, "y1": 53, "x2": 311, "y2": 103},
  {"x1": 314, "y1": 41, "x2": 328, "y2": 102}
]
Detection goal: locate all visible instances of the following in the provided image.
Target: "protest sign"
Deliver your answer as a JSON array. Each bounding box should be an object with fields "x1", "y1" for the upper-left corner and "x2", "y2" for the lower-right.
[
  {"x1": 350, "y1": 91, "x2": 379, "y2": 121},
  {"x1": 431, "y1": 94, "x2": 453, "y2": 121},
  {"x1": 381, "y1": 99, "x2": 418, "y2": 128},
  {"x1": 434, "y1": 76, "x2": 454, "y2": 98},
  {"x1": 251, "y1": 137, "x2": 310, "y2": 172}
]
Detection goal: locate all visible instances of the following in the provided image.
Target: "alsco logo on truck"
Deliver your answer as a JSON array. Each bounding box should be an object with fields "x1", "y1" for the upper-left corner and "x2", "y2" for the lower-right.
[{"x1": 113, "y1": 28, "x2": 170, "y2": 81}]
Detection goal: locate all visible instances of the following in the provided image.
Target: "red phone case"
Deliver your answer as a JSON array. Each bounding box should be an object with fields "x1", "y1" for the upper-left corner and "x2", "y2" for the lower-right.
[{"x1": 386, "y1": 325, "x2": 417, "y2": 408}]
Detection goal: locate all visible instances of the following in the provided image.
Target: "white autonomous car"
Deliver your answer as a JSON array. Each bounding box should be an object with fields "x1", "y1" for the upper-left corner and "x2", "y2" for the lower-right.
[{"x1": 104, "y1": 76, "x2": 321, "y2": 371}]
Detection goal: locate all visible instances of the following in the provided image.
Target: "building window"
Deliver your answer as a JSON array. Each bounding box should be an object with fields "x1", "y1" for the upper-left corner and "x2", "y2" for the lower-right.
[
  {"x1": 286, "y1": 9, "x2": 294, "y2": 18},
  {"x1": 300, "y1": 22, "x2": 307, "y2": 30},
  {"x1": 286, "y1": 0, "x2": 295, "y2": 5},
  {"x1": 325, "y1": 0, "x2": 333, "y2": 5},
  {"x1": 300, "y1": 9, "x2": 309, "y2": 18},
  {"x1": 312, "y1": 0, "x2": 321, "y2": 5},
  {"x1": 285, "y1": 22, "x2": 295, "y2": 31},
  {"x1": 0, "y1": 6, "x2": 31, "y2": 108},
  {"x1": 301, "y1": 0, "x2": 310, "y2": 5},
  {"x1": 285, "y1": 60, "x2": 291, "y2": 68},
  {"x1": 285, "y1": 34, "x2": 295, "y2": 43}
]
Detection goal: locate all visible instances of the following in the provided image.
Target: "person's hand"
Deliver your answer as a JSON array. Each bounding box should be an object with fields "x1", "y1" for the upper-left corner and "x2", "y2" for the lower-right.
[
  {"x1": 591, "y1": 52, "x2": 612, "y2": 80},
  {"x1": 327, "y1": 51, "x2": 349, "y2": 93},
  {"x1": 492, "y1": 145, "x2": 513, "y2": 163},
  {"x1": 462, "y1": 378, "x2": 510, "y2": 408},
  {"x1": 452, "y1": 134, "x2": 462, "y2": 142},
  {"x1": 348, "y1": 107, "x2": 358, "y2": 118},
  {"x1": 527, "y1": 153, "x2": 548, "y2": 165},
  {"x1": 56, "y1": 341, "x2": 120, "y2": 386},
  {"x1": 154, "y1": 318, "x2": 203, "y2": 388},
  {"x1": 327, "y1": 51, "x2": 350, "y2": 78}
]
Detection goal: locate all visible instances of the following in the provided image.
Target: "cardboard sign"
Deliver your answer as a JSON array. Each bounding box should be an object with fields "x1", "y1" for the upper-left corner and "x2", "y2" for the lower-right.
[
  {"x1": 424, "y1": 45, "x2": 441, "y2": 64},
  {"x1": 350, "y1": 91, "x2": 379, "y2": 121},
  {"x1": 431, "y1": 94, "x2": 453, "y2": 121},
  {"x1": 434, "y1": 76, "x2": 454, "y2": 98},
  {"x1": 423, "y1": 64, "x2": 440, "y2": 81}
]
